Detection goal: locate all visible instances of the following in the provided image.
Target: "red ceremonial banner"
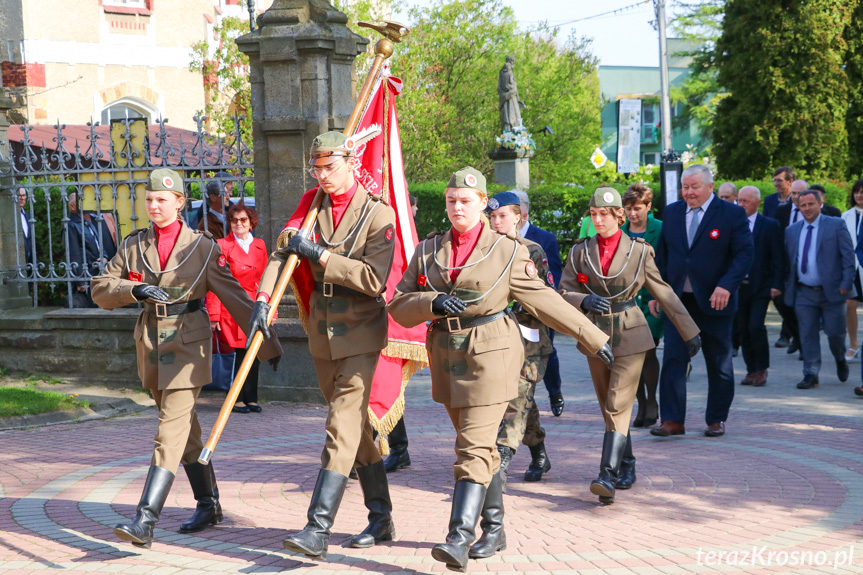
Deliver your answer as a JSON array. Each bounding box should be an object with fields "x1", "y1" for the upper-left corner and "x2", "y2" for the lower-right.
[{"x1": 276, "y1": 67, "x2": 428, "y2": 452}]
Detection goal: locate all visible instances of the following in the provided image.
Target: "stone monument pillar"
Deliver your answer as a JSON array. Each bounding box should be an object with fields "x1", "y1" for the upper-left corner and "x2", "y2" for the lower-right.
[
  {"x1": 489, "y1": 55, "x2": 532, "y2": 190},
  {"x1": 235, "y1": 0, "x2": 368, "y2": 401},
  {"x1": 0, "y1": 92, "x2": 31, "y2": 310}
]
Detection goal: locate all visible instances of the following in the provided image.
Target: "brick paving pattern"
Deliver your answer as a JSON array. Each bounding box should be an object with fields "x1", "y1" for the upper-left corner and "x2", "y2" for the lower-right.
[{"x1": 1, "y1": 312, "x2": 861, "y2": 574}]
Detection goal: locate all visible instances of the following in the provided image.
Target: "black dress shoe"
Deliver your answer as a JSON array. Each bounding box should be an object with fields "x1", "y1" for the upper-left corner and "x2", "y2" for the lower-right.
[
  {"x1": 704, "y1": 422, "x2": 725, "y2": 437},
  {"x1": 787, "y1": 340, "x2": 800, "y2": 354},
  {"x1": 549, "y1": 393, "x2": 565, "y2": 417},
  {"x1": 383, "y1": 449, "x2": 411, "y2": 473},
  {"x1": 854, "y1": 386, "x2": 863, "y2": 396},
  {"x1": 232, "y1": 405, "x2": 251, "y2": 414},
  {"x1": 246, "y1": 403, "x2": 263, "y2": 413},
  {"x1": 796, "y1": 375, "x2": 819, "y2": 389},
  {"x1": 837, "y1": 360, "x2": 849, "y2": 383},
  {"x1": 775, "y1": 336, "x2": 790, "y2": 348}
]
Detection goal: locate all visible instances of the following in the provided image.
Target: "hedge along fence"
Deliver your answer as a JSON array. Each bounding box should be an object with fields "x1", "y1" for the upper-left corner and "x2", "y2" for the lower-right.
[{"x1": 408, "y1": 178, "x2": 856, "y2": 263}]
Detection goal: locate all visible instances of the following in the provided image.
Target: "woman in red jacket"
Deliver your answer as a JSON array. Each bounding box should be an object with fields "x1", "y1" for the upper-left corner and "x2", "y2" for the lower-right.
[{"x1": 207, "y1": 202, "x2": 270, "y2": 413}]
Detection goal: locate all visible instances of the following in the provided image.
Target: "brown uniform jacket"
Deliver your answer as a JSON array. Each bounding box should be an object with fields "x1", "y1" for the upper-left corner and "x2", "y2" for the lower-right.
[
  {"x1": 259, "y1": 184, "x2": 396, "y2": 361},
  {"x1": 388, "y1": 224, "x2": 608, "y2": 408},
  {"x1": 91, "y1": 223, "x2": 282, "y2": 390},
  {"x1": 559, "y1": 233, "x2": 699, "y2": 357},
  {"x1": 514, "y1": 240, "x2": 553, "y2": 359}
]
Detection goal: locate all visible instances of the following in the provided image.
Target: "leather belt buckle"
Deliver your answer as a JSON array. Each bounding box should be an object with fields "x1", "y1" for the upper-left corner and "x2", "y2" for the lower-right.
[
  {"x1": 446, "y1": 316, "x2": 462, "y2": 332},
  {"x1": 155, "y1": 303, "x2": 168, "y2": 318},
  {"x1": 323, "y1": 282, "x2": 334, "y2": 297}
]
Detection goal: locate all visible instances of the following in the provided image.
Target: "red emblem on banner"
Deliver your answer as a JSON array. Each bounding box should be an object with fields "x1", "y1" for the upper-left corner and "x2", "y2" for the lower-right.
[
  {"x1": 385, "y1": 227, "x2": 394, "y2": 241},
  {"x1": 577, "y1": 273, "x2": 589, "y2": 284},
  {"x1": 128, "y1": 271, "x2": 142, "y2": 282},
  {"x1": 218, "y1": 255, "x2": 227, "y2": 268},
  {"x1": 526, "y1": 262, "x2": 537, "y2": 277},
  {"x1": 547, "y1": 271, "x2": 555, "y2": 287},
  {"x1": 710, "y1": 229, "x2": 720, "y2": 239},
  {"x1": 417, "y1": 274, "x2": 428, "y2": 287}
]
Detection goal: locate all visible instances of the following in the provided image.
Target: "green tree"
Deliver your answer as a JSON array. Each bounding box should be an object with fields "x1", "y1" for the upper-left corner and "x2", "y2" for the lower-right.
[
  {"x1": 713, "y1": 0, "x2": 856, "y2": 180},
  {"x1": 394, "y1": 0, "x2": 600, "y2": 182},
  {"x1": 670, "y1": 0, "x2": 727, "y2": 146},
  {"x1": 189, "y1": 15, "x2": 252, "y2": 151},
  {"x1": 845, "y1": 2, "x2": 863, "y2": 178}
]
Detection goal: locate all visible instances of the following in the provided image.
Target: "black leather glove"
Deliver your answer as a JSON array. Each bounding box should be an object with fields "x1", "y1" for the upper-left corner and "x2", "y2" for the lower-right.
[
  {"x1": 432, "y1": 294, "x2": 467, "y2": 316},
  {"x1": 286, "y1": 235, "x2": 326, "y2": 263},
  {"x1": 247, "y1": 301, "x2": 271, "y2": 346},
  {"x1": 686, "y1": 335, "x2": 702, "y2": 358},
  {"x1": 132, "y1": 284, "x2": 169, "y2": 302},
  {"x1": 596, "y1": 343, "x2": 614, "y2": 367},
  {"x1": 510, "y1": 301, "x2": 525, "y2": 316},
  {"x1": 581, "y1": 294, "x2": 611, "y2": 314}
]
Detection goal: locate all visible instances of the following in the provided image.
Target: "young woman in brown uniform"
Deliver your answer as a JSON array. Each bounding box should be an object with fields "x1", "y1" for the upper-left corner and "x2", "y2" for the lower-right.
[
  {"x1": 389, "y1": 167, "x2": 612, "y2": 572},
  {"x1": 91, "y1": 169, "x2": 281, "y2": 548},
  {"x1": 559, "y1": 187, "x2": 700, "y2": 505}
]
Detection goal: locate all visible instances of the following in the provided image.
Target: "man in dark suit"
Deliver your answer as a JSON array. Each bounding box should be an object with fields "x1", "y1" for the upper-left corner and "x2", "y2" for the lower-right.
[
  {"x1": 783, "y1": 190, "x2": 855, "y2": 389},
  {"x1": 735, "y1": 186, "x2": 783, "y2": 386},
  {"x1": 651, "y1": 164, "x2": 754, "y2": 438},
  {"x1": 810, "y1": 184, "x2": 842, "y2": 217},
  {"x1": 763, "y1": 166, "x2": 794, "y2": 220},
  {"x1": 17, "y1": 187, "x2": 33, "y2": 267},
  {"x1": 514, "y1": 190, "x2": 565, "y2": 416}
]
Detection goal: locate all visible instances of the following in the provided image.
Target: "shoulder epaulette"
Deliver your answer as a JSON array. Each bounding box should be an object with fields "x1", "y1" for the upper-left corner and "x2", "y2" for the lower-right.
[
  {"x1": 197, "y1": 229, "x2": 215, "y2": 240},
  {"x1": 425, "y1": 230, "x2": 446, "y2": 240},
  {"x1": 126, "y1": 227, "x2": 146, "y2": 237},
  {"x1": 368, "y1": 191, "x2": 389, "y2": 206},
  {"x1": 633, "y1": 237, "x2": 647, "y2": 244},
  {"x1": 574, "y1": 236, "x2": 589, "y2": 245}
]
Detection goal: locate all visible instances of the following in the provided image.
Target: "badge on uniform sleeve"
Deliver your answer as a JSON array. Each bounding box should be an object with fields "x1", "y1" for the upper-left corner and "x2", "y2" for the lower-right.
[
  {"x1": 710, "y1": 229, "x2": 720, "y2": 239},
  {"x1": 218, "y1": 255, "x2": 227, "y2": 268},
  {"x1": 128, "y1": 271, "x2": 142, "y2": 282},
  {"x1": 577, "y1": 273, "x2": 589, "y2": 284},
  {"x1": 385, "y1": 227, "x2": 394, "y2": 241},
  {"x1": 417, "y1": 274, "x2": 428, "y2": 287},
  {"x1": 525, "y1": 262, "x2": 537, "y2": 277},
  {"x1": 547, "y1": 271, "x2": 555, "y2": 287}
]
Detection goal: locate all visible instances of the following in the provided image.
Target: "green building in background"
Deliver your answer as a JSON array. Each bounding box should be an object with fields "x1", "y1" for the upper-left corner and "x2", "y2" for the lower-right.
[{"x1": 599, "y1": 39, "x2": 707, "y2": 166}]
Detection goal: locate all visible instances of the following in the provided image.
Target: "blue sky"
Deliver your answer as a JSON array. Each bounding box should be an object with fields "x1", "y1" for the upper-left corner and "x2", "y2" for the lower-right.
[{"x1": 393, "y1": 0, "x2": 676, "y2": 68}]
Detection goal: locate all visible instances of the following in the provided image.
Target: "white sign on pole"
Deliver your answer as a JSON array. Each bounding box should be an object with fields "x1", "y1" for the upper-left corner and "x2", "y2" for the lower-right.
[
  {"x1": 665, "y1": 168, "x2": 679, "y2": 205},
  {"x1": 616, "y1": 99, "x2": 642, "y2": 174}
]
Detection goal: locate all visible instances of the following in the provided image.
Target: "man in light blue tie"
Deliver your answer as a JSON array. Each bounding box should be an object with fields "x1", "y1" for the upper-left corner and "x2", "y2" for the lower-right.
[{"x1": 782, "y1": 190, "x2": 855, "y2": 389}]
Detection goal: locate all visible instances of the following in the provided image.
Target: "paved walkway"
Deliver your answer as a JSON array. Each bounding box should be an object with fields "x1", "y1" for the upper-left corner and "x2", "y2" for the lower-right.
[{"x1": 1, "y1": 311, "x2": 862, "y2": 574}]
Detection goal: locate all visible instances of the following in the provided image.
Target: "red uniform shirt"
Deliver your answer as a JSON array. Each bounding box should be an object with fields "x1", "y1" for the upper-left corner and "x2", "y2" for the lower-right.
[
  {"x1": 450, "y1": 221, "x2": 483, "y2": 282},
  {"x1": 597, "y1": 229, "x2": 622, "y2": 276},
  {"x1": 153, "y1": 219, "x2": 183, "y2": 270}
]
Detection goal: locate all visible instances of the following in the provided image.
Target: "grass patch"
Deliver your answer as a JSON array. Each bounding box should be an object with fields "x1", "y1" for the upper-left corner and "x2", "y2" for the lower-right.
[
  {"x1": 0, "y1": 387, "x2": 89, "y2": 418},
  {"x1": 24, "y1": 374, "x2": 64, "y2": 386}
]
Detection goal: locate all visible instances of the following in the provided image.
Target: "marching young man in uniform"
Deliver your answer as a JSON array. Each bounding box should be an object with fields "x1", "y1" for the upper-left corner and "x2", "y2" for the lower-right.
[
  {"x1": 250, "y1": 131, "x2": 397, "y2": 560},
  {"x1": 487, "y1": 191, "x2": 555, "y2": 489},
  {"x1": 91, "y1": 169, "x2": 282, "y2": 548},
  {"x1": 559, "y1": 187, "x2": 700, "y2": 504},
  {"x1": 388, "y1": 167, "x2": 612, "y2": 572}
]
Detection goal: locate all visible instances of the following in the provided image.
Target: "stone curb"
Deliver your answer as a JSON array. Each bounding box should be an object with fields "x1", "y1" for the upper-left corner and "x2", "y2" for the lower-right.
[{"x1": 0, "y1": 396, "x2": 153, "y2": 431}]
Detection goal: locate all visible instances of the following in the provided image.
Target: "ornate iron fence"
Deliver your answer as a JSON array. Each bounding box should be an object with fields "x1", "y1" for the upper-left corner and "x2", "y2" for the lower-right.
[{"x1": 1, "y1": 115, "x2": 253, "y2": 308}]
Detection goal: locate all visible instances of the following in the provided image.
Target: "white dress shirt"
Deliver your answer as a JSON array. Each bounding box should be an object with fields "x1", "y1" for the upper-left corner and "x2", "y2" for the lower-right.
[
  {"x1": 797, "y1": 214, "x2": 821, "y2": 287},
  {"x1": 683, "y1": 193, "x2": 716, "y2": 292},
  {"x1": 234, "y1": 232, "x2": 253, "y2": 254},
  {"x1": 519, "y1": 221, "x2": 530, "y2": 238}
]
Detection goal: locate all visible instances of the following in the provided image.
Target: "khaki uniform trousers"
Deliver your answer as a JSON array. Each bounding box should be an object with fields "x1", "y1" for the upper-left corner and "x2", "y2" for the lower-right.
[
  {"x1": 445, "y1": 402, "x2": 509, "y2": 487},
  {"x1": 150, "y1": 387, "x2": 204, "y2": 472},
  {"x1": 312, "y1": 351, "x2": 383, "y2": 477},
  {"x1": 497, "y1": 354, "x2": 548, "y2": 451},
  {"x1": 586, "y1": 352, "x2": 646, "y2": 433}
]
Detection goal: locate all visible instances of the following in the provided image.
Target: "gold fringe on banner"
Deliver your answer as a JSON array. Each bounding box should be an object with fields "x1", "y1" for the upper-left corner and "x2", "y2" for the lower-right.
[{"x1": 368, "y1": 356, "x2": 425, "y2": 455}]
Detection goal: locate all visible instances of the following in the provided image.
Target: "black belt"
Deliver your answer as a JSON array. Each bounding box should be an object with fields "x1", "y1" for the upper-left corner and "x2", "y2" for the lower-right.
[
  {"x1": 433, "y1": 310, "x2": 508, "y2": 332},
  {"x1": 314, "y1": 281, "x2": 367, "y2": 298},
  {"x1": 609, "y1": 298, "x2": 637, "y2": 313},
  {"x1": 144, "y1": 298, "x2": 204, "y2": 318},
  {"x1": 798, "y1": 283, "x2": 823, "y2": 291}
]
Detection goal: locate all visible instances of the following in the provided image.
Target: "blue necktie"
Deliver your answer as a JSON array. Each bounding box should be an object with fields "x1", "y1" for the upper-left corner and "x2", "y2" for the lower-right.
[{"x1": 801, "y1": 224, "x2": 813, "y2": 275}]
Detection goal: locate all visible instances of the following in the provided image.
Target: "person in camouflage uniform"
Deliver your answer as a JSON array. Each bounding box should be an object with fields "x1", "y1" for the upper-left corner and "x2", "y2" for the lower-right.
[{"x1": 487, "y1": 191, "x2": 555, "y2": 489}]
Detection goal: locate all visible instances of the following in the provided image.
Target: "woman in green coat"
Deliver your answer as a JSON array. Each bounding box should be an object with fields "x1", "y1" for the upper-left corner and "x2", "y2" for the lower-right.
[{"x1": 621, "y1": 183, "x2": 663, "y2": 427}]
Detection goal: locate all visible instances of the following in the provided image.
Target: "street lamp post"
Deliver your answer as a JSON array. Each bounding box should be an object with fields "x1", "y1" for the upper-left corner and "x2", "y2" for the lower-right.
[{"x1": 247, "y1": 0, "x2": 256, "y2": 32}]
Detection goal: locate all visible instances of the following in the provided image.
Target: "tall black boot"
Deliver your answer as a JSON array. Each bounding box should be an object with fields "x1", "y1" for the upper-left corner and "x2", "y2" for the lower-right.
[
  {"x1": 350, "y1": 461, "x2": 396, "y2": 548},
  {"x1": 524, "y1": 441, "x2": 551, "y2": 482},
  {"x1": 431, "y1": 480, "x2": 487, "y2": 572},
  {"x1": 589, "y1": 431, "x2": 627, "y2": 504},
  {"x1": 616, "y1": 434, "x2": 636, "y2": 490},
  {"x1": 283, "y1": 469, "x2": 348, "y2": 560},
  {"x1": 114, "y1": 465, "x2": 175, "y2": 548},
  {"x1": 179, "y1": 462, "x2": 223, "y2": 533},
  {"x1": 383, "y1": 417, "x2": 411, "y2": 472},
  {"x1": 469, "y1": 471, "x2": 506, "y2": 559}
]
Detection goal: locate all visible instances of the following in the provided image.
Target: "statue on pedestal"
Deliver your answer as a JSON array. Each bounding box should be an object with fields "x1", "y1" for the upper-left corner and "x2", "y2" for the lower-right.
[{"x1": 498, "y1": 55, "x2": 526, "y2": 133}]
